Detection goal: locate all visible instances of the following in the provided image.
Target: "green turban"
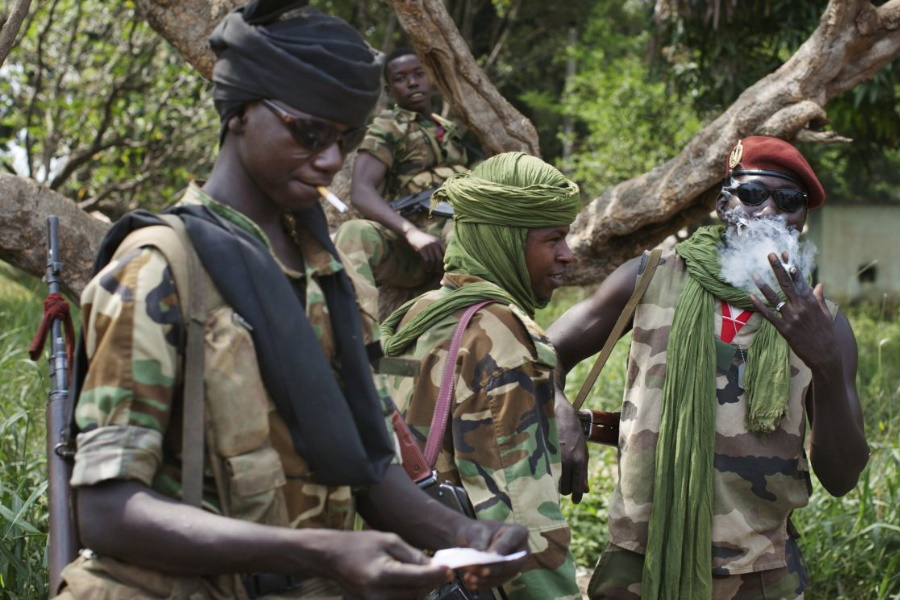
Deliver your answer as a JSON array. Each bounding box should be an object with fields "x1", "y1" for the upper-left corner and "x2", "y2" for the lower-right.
[{"x1": 382, "y1": 152, "x2": 579, "y2": 356}]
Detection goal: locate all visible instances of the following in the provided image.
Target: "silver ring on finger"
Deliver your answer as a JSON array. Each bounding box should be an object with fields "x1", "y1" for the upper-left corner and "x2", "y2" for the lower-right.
[{"x1": 775, "y1": 301, "x2": 787, "y2": 312}]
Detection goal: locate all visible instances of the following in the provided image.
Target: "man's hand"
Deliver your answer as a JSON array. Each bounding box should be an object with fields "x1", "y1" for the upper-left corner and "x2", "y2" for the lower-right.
[
  {"x1": 404, "y1": 228, "x2": 446, "y2": 272},
  {"x1": 749, "y1": 252, "x2": 838, "y2": 370},
  {"x1": 555, "y1": 389, "x2": 589, "y2": 503},
  {"x1": 327, "y1": 531, "x2": 452, "y2": 600},
  {"x1": 453, "y1": 520, "x2": 528, "y2": 591}
]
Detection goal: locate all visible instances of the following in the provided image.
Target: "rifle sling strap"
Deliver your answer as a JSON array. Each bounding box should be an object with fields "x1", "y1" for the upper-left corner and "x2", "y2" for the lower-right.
[
  {"x1": 112, "y1": 215, "x2": 207, "y2": 508},
  {"x1": 396, "y1": 300, "x2": 497, "y2": 480},
  {"x1": 572, "y1": 248, "x2": 662, "y2": 412}
]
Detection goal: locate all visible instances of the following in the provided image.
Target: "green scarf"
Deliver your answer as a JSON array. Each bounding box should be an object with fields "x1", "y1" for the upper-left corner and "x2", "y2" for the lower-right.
[
  {"x1": 642, "y1": 225, "x2": 791, "y2": 599},
  {"x1": 381, "y1": 152, "x2": 579, "y2": 356}
]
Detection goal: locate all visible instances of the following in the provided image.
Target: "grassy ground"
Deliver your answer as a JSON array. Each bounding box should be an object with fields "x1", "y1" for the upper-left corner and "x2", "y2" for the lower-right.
[{"x1": 2, "y1": 267, "x2": 898, "y2": 598}]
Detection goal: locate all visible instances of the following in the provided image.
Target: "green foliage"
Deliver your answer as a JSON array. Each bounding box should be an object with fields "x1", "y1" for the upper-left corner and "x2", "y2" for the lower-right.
[
  {"x1": 526, "y1": 0, "x2": 703, "y2": 198},
  {"x1": 0, "y1": 267, "x2": 54, "y2": 598},
  {"x1": 0, "y1": 0, "x2": 219, "y2": 220}
]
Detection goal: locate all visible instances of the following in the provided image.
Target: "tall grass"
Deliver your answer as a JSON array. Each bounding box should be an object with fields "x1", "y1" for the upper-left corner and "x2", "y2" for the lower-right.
[{"x1": 0, "y1": 265, "x2": 54, "y2": 598}]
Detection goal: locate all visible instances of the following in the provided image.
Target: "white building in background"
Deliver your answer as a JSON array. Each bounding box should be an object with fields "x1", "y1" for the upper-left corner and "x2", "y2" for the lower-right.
[{"x1": 807, "y1": 203, "x2": 900, "y2": 303}]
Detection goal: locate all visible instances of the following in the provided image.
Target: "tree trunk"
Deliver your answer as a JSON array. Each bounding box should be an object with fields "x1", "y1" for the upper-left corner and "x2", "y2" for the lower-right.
[{"x1": 2, "y1": 0, "x2": 899, "y2": 297}]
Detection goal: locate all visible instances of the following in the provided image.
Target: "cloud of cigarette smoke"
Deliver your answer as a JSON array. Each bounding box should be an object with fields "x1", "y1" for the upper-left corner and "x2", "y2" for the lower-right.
[{"x1": 718, "y1": 211, "x2": 817, "y2": 295}]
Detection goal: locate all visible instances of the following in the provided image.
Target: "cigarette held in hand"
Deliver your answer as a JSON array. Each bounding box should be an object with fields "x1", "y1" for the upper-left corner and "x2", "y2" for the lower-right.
[{"x1": 317, "y1": 186, "x2": 349, "y2": 213}]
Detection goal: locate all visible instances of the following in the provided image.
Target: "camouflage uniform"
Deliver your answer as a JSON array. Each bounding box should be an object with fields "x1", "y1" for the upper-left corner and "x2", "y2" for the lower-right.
[
  {"x1": 588, "y1": 248, "x2": 834, "y2": 600},
  {"x1": 57, "y1": 184, "x2": 392, "y2": 600},
  {"x1": 385, "y1": 273, "x2": 581, "y2": 600},
  {"x1": 335, "y1": 106, "x2": 470, "y2": 290}
]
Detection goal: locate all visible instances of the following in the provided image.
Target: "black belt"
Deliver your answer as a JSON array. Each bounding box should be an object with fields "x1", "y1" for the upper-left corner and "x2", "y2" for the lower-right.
[{"x1": 241, "y1": 572, "x2": 307, "y2": 598}]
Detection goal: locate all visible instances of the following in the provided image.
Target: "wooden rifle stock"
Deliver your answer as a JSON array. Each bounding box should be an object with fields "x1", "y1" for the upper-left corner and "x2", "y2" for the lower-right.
[
  {"x1": 577, "y1": 409, "x2": 620, "y2": 446},
  {"x1": 43, "y1": 216, "x2": 79, "y2": 594}
]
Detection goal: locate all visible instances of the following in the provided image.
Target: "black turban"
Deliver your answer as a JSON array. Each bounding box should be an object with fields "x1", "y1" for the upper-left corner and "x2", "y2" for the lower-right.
[{"x1": 209, "y1": 0, "x2": 380, "y2": 134}]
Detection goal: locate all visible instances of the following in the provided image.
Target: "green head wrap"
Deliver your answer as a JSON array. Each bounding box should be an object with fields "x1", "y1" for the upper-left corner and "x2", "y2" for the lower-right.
[{"x1": 382, "y1": 152, "x2": 579, "y2": 356}]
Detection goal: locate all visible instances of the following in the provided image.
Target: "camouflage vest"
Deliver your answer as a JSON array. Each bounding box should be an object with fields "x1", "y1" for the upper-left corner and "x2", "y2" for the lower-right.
[
  {"x1": 384, "y1": 275, "x2": 581, "y2": 600},
  {"x1": 610, "y1": 248, "x2": 830, "y2": 575}
]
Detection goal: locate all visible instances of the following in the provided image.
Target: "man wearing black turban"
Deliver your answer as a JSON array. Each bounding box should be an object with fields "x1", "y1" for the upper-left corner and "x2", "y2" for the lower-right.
[{"x1": 55, "y1": 2, "x2": 526, "y2": 599}]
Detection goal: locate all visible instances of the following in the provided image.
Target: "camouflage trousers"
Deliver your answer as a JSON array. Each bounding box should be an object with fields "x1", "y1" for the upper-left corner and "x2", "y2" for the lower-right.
[
  {"x1": 54, "y1": 553, "x2": 345, "y2": 600},
  {"x1": 332, "y1": 216, "x2": 453, "y2": 290},
  {"x1": 587, "y1": 541, "x2": 809, "y2": 600}
]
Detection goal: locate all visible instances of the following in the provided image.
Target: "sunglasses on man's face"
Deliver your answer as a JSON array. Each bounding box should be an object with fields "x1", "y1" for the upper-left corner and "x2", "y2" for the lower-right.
[
  {"x1": 722, "y1": 180, "x2": 808, "y2": 213},
  {"x1": 260, "y1": 99, "x2": 365, "y2": 153}
]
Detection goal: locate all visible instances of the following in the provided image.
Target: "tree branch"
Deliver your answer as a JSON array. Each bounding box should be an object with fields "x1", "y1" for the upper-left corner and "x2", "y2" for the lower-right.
[{"x1": 0, "y1": 0, "x2": 31, "y2": 68}]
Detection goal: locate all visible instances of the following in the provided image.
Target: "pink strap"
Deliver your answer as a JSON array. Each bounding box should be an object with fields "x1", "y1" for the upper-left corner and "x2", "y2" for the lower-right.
[{"x1": 423, "y1": 300, "x2": 497, "y2": 467}]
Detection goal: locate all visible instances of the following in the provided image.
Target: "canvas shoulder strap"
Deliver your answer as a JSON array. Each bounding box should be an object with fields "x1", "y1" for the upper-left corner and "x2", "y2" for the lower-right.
[
  {"x1": 572, "y1": 248, "x2": 663, "y2": 412},
  {"x1": 112, "y1": 215, "x2": 208, "y2": 508}
]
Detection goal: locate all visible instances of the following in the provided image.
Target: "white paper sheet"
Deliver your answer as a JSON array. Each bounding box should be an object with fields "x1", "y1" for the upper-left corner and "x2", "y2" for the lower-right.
[{"x1": 430, "y1": 548, "x2": 527, "y2": 570}]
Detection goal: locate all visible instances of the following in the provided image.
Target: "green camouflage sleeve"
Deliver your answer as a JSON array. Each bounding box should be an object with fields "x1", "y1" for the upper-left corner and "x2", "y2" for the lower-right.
[
  {"x1": 357, "y1": 111, "x2": 399, "y2": 171},
  {"x1": 71, "y1": 246, "x2": 183, "y2": 488}
]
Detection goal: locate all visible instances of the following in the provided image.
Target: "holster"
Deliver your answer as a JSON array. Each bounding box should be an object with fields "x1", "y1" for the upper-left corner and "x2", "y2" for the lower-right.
[
  {"x1": 577, "y1": 409, "x2": 620, "y2": 446},
  {"x1": 418, "y1": 473, "x2": 476, "y2": 519}
]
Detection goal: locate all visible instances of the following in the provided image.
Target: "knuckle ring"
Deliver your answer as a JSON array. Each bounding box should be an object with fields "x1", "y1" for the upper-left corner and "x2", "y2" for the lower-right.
[{"x1": 775, "y1": 301, "x2": 787, "y2": 312}]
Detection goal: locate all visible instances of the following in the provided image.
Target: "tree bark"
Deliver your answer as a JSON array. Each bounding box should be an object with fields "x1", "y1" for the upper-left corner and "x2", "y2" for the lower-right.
[
  {"x1": 0, "y1": 0, "x2": 32, "y2": 68},
  {"x1": 2, "y1": 0, "x2": 899, "y2": 297},
  {"x1": 0, "y1": 173, "x2": 108, "y2": 299}
]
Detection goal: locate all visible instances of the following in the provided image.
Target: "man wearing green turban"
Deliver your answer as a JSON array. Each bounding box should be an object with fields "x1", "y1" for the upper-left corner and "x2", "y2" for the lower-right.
[
  {"x1": 549, "y1": 137, "x2": 868, "y2": 600},
  {"x1": 382, "y1": 152, "x2": 583, "y2": 600}
]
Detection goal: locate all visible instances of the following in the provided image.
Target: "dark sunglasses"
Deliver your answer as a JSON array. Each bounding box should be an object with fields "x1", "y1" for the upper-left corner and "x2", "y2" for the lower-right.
[
  {"x1": 260, "y1": 99, "x2": 365, "y2": 153},
  {"x1": 722, "y1": 180, "x2": 808, "y2": 213}
]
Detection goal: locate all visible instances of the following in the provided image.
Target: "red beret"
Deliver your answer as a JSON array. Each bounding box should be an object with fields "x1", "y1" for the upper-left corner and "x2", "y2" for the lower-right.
[{"x1": 725, "y1": 136, "x2": 825, "y2": 209}]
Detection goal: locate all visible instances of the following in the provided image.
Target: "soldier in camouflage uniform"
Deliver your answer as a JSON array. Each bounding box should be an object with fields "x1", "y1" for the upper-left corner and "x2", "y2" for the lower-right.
[
  {"x1": 549, "y1": 137, "x2": 869, "y2": 600},
  {"x1": 333, "y1": 47, "x2": 475, "y2": 298},
  {"x1": 381, "y1": 152, "x2": 583, "y2": 600},
  {"x1": 55, "y1": 4, "x2": 527, "y2": 599}
]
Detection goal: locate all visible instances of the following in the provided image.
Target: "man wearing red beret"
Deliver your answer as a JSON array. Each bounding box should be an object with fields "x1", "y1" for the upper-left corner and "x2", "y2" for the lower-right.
[{"x1": 548, "y1": 136, "x2": 869, "y2": 599}]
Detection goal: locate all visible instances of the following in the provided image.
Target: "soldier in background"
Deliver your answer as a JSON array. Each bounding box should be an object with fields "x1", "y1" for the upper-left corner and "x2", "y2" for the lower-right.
[
  {"x1": 381, "y1": 152, "x2": 583, "y2": 600},
  {"x1": 334, "y1": 47, "x2": 477, "y2": 305},
  {"x1": 549, "y1": 136, "x2": 869, "y2": 600}
]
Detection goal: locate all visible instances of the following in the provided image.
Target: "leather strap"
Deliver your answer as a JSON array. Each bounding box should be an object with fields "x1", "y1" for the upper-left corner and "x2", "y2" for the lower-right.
[
  {"x1": 393, "y1": 410, "x2": 433, "y2": 485},
  {"x1": 424, "y1": 300, "x2": 497, "y2": 467},
  {"x1": 112, "y1": 216, "x2": 207, "y2": 508},
  {"x1": 573, "y1": 248, "x2": 662, "y2": 412}
]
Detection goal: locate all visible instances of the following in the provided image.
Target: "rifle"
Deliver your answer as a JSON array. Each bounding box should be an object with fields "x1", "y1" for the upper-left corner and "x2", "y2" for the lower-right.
[
  {"x1": 387, "y1": 185, "x2": 454, "y2": 218},
  {"x1": 29, "y1": 216, "x2": 79, "y2": 594}
]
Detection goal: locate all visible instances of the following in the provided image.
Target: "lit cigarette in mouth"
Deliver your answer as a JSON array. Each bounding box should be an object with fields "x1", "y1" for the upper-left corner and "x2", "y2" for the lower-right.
[{"x1": 317, "y1": 186, "x2": 349, "y2": 213}]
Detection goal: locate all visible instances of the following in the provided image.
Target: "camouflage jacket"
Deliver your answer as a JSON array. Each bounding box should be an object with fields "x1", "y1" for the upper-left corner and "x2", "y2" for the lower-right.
[
  {"x1": 69, "y1": 183, "x2": 393, "y2": 599},
  {"x1": 609, "y1": 248, "x2": 833, "y2": 576},
  {"x1": 359, "y1": 106, "x2": 471, "y2": 200},
  {"x1": 385, "y1": 273, "x2": 581, "y2": 600}
]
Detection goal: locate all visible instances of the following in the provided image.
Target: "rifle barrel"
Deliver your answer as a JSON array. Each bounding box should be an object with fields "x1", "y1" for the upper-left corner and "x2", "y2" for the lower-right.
[{"x1": 44, "y1": 215, "x2": 78, "y2": 594}]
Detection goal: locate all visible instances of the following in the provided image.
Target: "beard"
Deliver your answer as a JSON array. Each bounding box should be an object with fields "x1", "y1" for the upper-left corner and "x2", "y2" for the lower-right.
[{"x1": 718, "y1": 210, "x2": 817, "y2": 295}]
